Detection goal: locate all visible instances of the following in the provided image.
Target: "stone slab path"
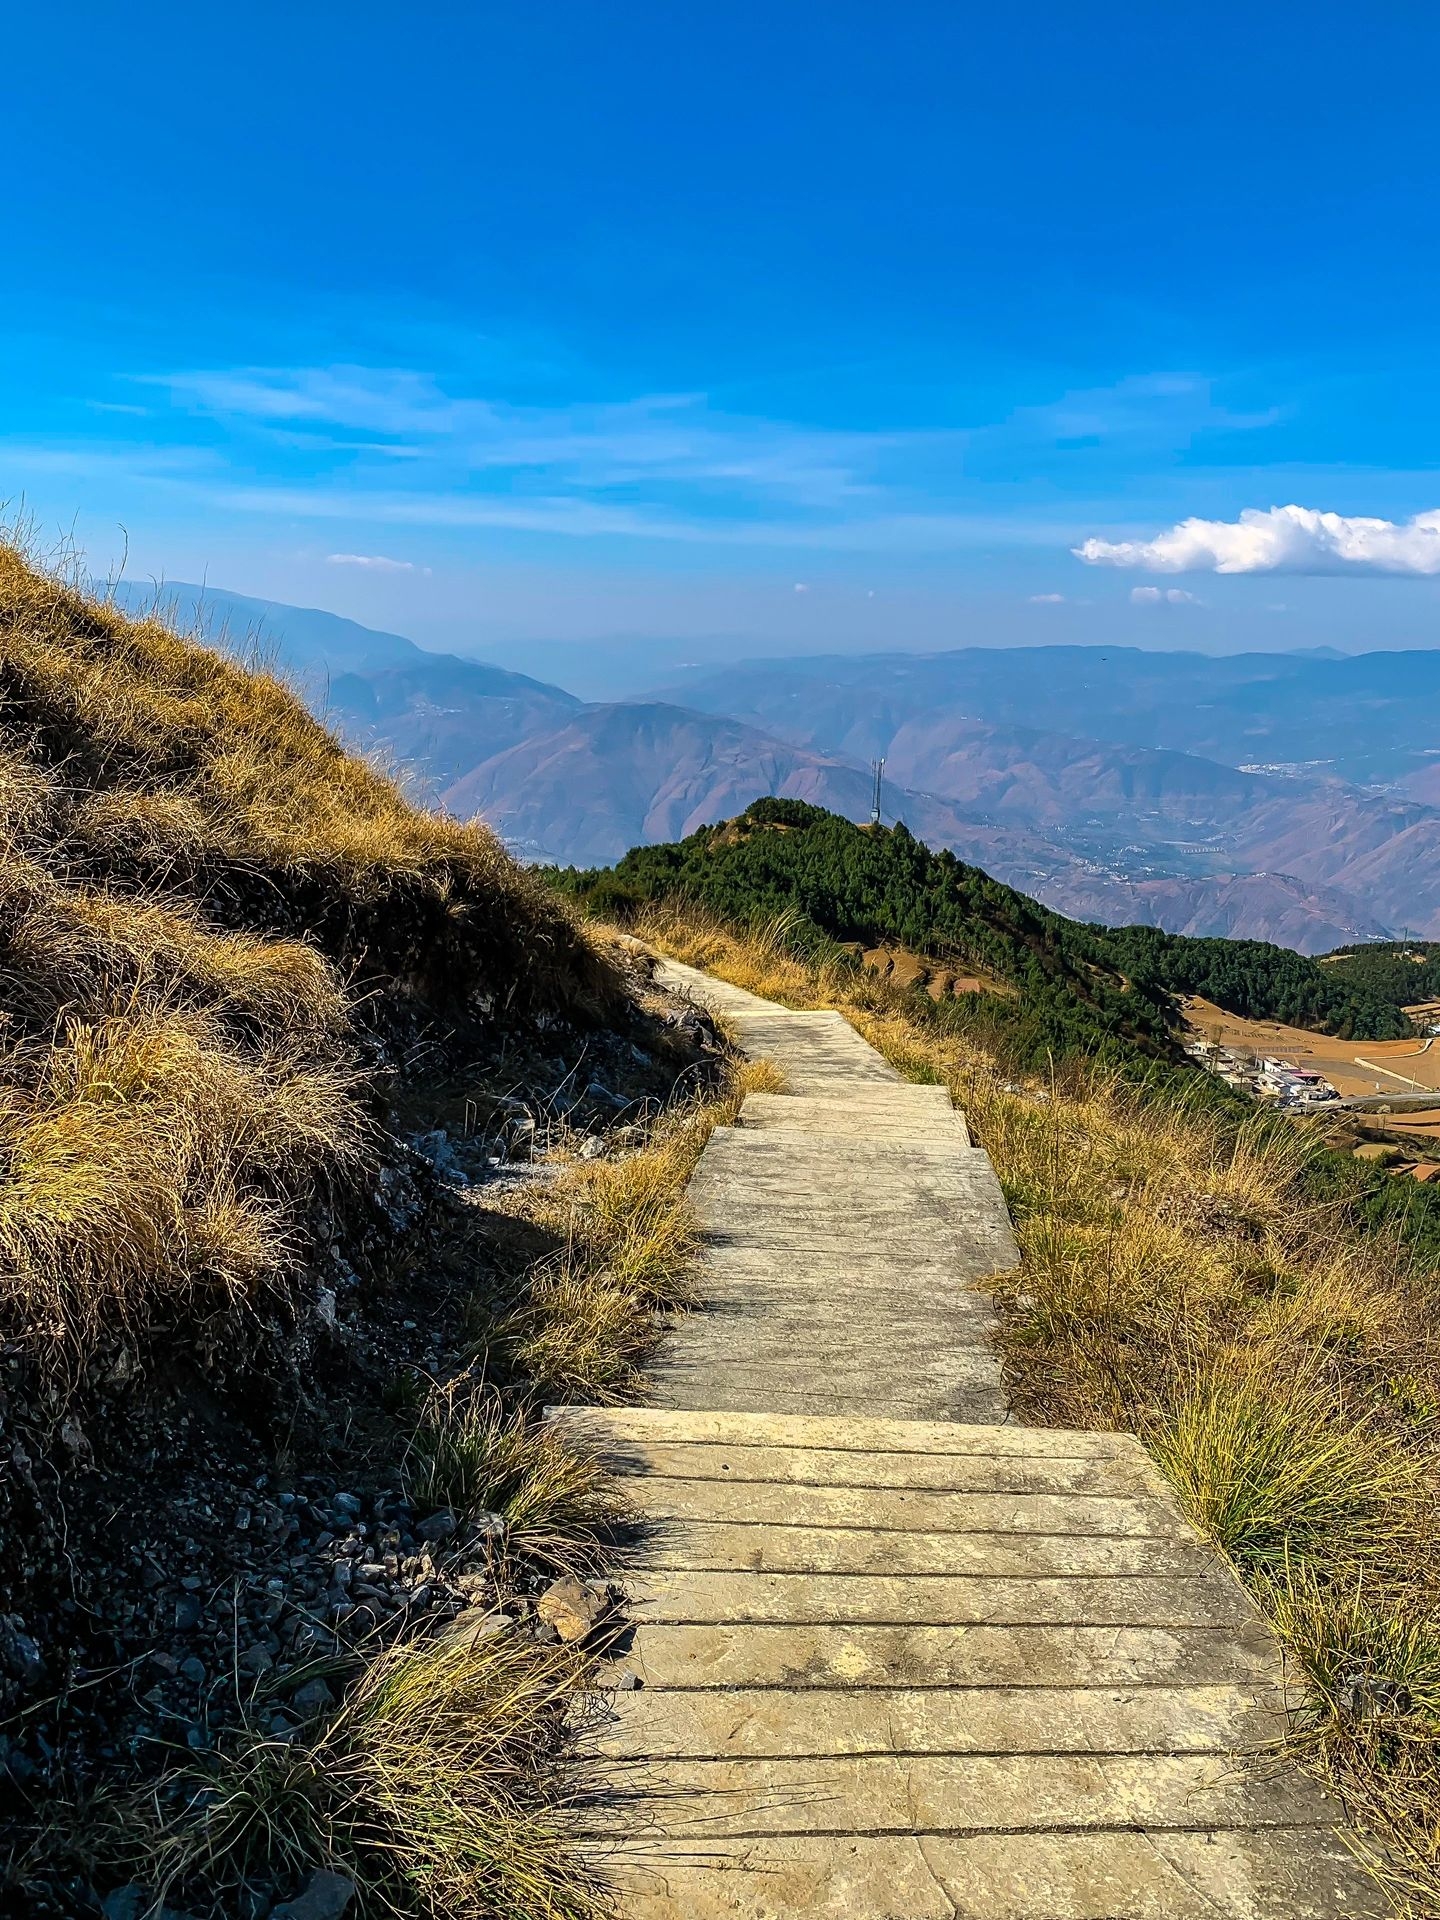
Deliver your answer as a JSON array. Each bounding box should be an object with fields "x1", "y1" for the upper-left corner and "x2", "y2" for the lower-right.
[{"x1": 551, "y1": 959, "x2": 1379, "y2": 1918}]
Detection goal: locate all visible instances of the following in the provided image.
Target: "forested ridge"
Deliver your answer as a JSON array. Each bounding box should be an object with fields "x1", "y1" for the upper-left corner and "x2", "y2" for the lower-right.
[
  {"x1": 1320, "y1": 940, "x2": 1440, "y2": 1009},
  {"x1": 1102, "y1": 925, "x2": 1411, "y2": 1037},
  {"x1": 552, "y1": 798, "x2": 1416, "y2": 1058}
]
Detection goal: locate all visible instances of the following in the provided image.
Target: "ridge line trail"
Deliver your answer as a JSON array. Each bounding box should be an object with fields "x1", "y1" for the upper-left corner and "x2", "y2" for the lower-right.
[{"x1": 552, "y1": 958, "x2": 1378, "y2": 1918}]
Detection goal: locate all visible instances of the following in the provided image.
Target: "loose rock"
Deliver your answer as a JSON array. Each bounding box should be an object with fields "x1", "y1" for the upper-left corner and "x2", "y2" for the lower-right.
[
  {"x1": 271, "y1": 1870, "x2": 356, "y2": 1920},
  {"x1": 536, "y1": 1575, "x2": 602, "y2": 1644}
]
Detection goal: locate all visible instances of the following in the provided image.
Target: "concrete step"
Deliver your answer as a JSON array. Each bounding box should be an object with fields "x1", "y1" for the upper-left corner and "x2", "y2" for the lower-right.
[
  {"x1": 570, "y1": 1436, "x2": 1163, "y2": 1496},
  {"x1": 640, "y1": 1376, "x2": 1014, "y2": 1423},
  {"x1": 738, "y1": 1087, "x2": 969, "y2": 1141},
  {"x1": 645, "y1": 1347, "x2": 1009, "y2": 1425},
  {"x1": 625, "y1": 1619, "x2": 1291, "y2": 1690},
  {"x1": 591, "y1": 1680, "x2": 1291, "y2": 1759},
  {"x1": 615, "y1": 1521, "x2": 1217, "y2": 1578},
  {"x1": 554, "y1": 1408, "x2": 1133, "y2": 1457},
  {"x1": 602, "y1": 1830, "x2": 1372, "y2": 1920},
  {"x1": 599, "y1": 1474, "x2": 1190, "y2": 1538},
  {"x1": 623, "y1": 1568, "x2": 1253, "y2": 1628},
  {"x1": 581, "y1": 1749, "x2": 1329, "y2": 1839}
]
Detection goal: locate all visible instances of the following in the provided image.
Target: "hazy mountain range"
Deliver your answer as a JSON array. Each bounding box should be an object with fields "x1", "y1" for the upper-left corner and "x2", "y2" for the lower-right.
[{"x1": 108, "y1": 580, "x2": 1440, "y2": 952}]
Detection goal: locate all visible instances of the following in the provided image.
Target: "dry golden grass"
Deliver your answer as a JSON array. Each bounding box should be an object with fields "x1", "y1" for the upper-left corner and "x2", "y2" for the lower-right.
[
  {"x1": 0, "y1": 539, "x2": 616, "y2": 1001},
  {"x1": 496, "y1": 1054, "x2": 784, "y2": 1404},
  {"x1": 0, "y1": 535, "x2": 641, "y2": 1916},
  {"x1": 124, "y1": 1629, "x2": 609, "y2": 1919},
  {"x1": 404, "y1": 1385, "x2": 629, "y2": 1571},
  {"x1": 0, "y1": 538, "x2": 618, "y2": 1360},
  {"x1": 629, "y1": 905, "x2": 1440, "y2": 1910}
]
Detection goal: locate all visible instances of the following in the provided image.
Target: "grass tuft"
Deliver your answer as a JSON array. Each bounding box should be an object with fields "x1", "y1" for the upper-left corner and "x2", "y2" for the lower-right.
[
  {"x1": 1147, "y1": 1367, "x2": 1426, "y2": 1574},
  {"x1": 126, "y1": 1630, "x2": 609, "y2": 1919},
  {"x1": 404, "y1": 1386, "x2": 627, "y2": 1568}
]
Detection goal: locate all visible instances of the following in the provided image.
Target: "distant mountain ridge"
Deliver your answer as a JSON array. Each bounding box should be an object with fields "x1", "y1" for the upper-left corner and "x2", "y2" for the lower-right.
[
  {"x1": 654, "y1": 644, "x2": 1440, "y2": 787},
  {"x1": 102, "y1": 581, "x2": 1440, "y2": 952}
]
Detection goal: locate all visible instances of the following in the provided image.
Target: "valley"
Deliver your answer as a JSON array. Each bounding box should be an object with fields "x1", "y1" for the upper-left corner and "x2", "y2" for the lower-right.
[
  {"x1": 113, "y1": 583, "x2": 1440, "y2": 954},
  {"x1": 1181, "y1": 995, "x2": 1440, "y2": 1099}
]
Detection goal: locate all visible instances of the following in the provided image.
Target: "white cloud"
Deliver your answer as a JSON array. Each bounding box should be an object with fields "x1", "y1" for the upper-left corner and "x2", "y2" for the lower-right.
[
  {"x1": 1077, "y1": 504, "x2": 1440, "y2": 576},
  {"x1": 793, "y1": 581, "x2": 810, "y2": 593},
  {"x1": 1130, "y1": 585, "x2": 1199, "y2": 605},
  {"x1": 326, "y1": 552, "x2": 422, "y2": 572},
  {"x1": 1028, "y1": 591, "x2": 1066, "y2": 603}
]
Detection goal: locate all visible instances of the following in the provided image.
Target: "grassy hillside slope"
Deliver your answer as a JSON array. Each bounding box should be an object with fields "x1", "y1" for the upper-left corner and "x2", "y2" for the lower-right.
[
  {"x1": 0, "y1": 546, "x2": 725, "y2": 1919},
  {"x1": 0, "y1": 545, "x2": 622, "y2": 1358}
]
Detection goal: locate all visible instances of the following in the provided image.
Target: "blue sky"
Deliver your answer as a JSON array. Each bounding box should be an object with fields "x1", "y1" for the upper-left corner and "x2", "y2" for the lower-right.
[{"x1": 5, "y1": 1, "x2": 1440, "y2": 661}]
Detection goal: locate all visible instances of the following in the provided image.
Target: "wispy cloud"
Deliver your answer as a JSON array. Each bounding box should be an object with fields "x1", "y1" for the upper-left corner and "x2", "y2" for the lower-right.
[
  {"x1": 148, "y1": 366, "x2": 889, "y2": 510},
  {"x1": 51, "y1": 356, "x2": 1327, "y2": 562},
  {"x1": 1028, "y1": 591, "x2": 1067, "y2": 603},
  {"x1": 1078, "y1": 504, "x2": 1440, "y2": 576},
  {"x1": 326, "y1": 551, "x2": 426, "y2": 573}
]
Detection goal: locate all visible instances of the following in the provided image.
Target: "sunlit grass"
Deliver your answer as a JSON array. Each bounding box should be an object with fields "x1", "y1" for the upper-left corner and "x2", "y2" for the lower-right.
[
  {"x1": 0, "y1": 534, "x2": 619, "y2": 1361},
  {"x1": 494, "y1": 1052, "x2": 783, "y2": 1403},
  {"x1": 1147, "y1": 1366, "x2": 1427, "y2": 1574},
  {"x1": 404, "y1": 1386, "x2": 627, "y2": 1568}
]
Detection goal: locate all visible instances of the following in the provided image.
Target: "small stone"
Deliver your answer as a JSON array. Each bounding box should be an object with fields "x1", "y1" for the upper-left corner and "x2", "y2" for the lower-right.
[
  {"x1": 238, "y1": 1645, "x2": 275, "y2": 1676},
  {"x1": 332, "y1": 1492, "x2": 362, "y2": 1518},
  {"x1": 235, "y1": 1507, "x2": 252, "y2": 1531},
  {"x1": 271, "y1": 1869, "x2": 356, "y2": 1920},
  {"x1": 180, "y1": 1656, "x2": 207, "y2": 1685},
  {"x1": 101, "y1": 1888, "x2": 146, "y2": 1920},
  {"x1": 174, "y1": 1596, "x2": 202, "y2": 1632},
  {"x1": 613, "y1": 1668, "x2": 643, "y2": 1691},
  {"x1": 443, "y1": 1606, "x2": 510, "y2": 1646},
  {"x1": 290, "y1": 1677, "x2": 335, "y2": 1716},
  {"x1": 0, "y1": 1622, "x2": 43, "y2": 1686},
  {"x1": 471, "y1": 1509, "x2": 506, "y2": 1538},
  {"x1": 536, "y1": 1575, "x2": 601, "y2": 1644},
  {"x1": 416, "y1": 1509, "x2": 457, "y2": 1544}
]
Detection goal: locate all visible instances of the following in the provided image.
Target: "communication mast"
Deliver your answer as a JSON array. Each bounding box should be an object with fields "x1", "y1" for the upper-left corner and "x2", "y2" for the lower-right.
[{"x1": 869, "y1": 757, "x2": 886, "y2": 827}]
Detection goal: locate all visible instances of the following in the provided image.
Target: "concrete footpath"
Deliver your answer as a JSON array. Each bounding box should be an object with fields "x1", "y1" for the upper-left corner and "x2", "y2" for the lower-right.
[{"x1": 551, "y1": 960, "x2": 1379, "y2": 1918}]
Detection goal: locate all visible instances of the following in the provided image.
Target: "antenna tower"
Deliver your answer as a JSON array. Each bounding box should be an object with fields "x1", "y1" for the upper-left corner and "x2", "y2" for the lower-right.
[{"x1": 870, "y1": 757, "x2": 886, "y2": 827}]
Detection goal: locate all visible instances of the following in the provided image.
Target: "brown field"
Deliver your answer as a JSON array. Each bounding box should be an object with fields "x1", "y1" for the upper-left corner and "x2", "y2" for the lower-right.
[
  {"x1": 1180, "y1": 995, "x2": 1440, "y2": 1115},
  {"x1": 859, "y1": 944, "x2": 993, "y2": 998}
]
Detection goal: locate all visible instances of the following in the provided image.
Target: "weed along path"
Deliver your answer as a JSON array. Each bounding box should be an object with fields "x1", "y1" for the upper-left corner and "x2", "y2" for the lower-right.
[{"x1": 553, "y1": 959, "x2": 1380, "y2": 1919}]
